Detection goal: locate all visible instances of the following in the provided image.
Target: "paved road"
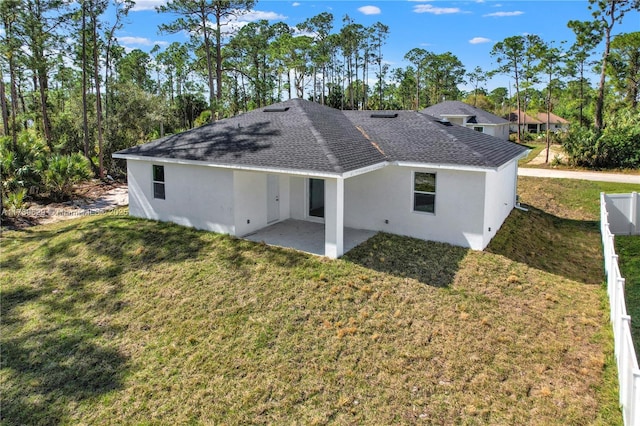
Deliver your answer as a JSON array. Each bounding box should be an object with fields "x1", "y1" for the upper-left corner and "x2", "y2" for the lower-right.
[{"x1": 519, "y1": 167, "x2": 640, "y2": 184}]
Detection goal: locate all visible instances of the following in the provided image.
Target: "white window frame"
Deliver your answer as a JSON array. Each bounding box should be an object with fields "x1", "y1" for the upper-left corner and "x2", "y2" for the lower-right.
[
  {"x1": 412, "y1": 171, "x2": 436, "y2": 215},
  {"x1": 152, "y1": 165, "x2": 165, "y2": 200},
  {"x1": 473, "y1": 126, "x2": 484, "y2": 133}
]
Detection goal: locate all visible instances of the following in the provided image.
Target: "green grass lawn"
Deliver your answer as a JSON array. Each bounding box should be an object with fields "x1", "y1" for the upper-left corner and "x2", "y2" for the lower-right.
[
  {"x1": 617, "y1": 236, "x2": 640, "y2": 357},
  {"x1": 1, "y1": 177, "x2": 637, "y2": 425},
  {"x1": 518, "y1": 141, "x2": 546, "y2": 166}
]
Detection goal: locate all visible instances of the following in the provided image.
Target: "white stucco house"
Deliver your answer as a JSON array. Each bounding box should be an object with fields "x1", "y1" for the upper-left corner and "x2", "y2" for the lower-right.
[
  {"x1": 535, "y1": 112, "x2": 570, "y2": 132},
  {"x1": 113, "y1": 99, "x2": 528, "y2": 259},
  {"x1": 509, "y1": 110, "x2": 543, "y2": 134},
  {"x1": 422, "y1": 101, "x2": 510, "y2": 140},
  {"x1": 509, "y1": 110, "x2": 570, "y2": 134}
]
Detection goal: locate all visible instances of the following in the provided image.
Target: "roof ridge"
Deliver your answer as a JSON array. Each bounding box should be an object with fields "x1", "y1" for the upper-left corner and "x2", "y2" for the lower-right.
[{"x1": 299, "y1": 103, "x2": 344, "y2": 173}]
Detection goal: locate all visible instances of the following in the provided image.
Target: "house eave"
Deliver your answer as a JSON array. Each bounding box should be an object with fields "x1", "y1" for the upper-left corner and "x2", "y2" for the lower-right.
[
  {"x1": 464, "y1": 122, "x2": 507, "y2": 127},
  {"x1": 395, "y1": 161, "x2": 500, "y2": 172},
  {"x1": 111, "y1": 153, "x2": 344, "y2": 178},
  {"x1": 113, "y1": 153, "x2": 525, "y2": 178},
  {"x1": 441, "y1": 114, "x2": 472, "y2": 118},
  {"x1": 342, "y1": 161, "x2": 389, "y2": 178}
]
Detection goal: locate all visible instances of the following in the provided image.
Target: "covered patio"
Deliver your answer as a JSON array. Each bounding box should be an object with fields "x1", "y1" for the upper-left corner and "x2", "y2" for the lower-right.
[{"x1": 244, "y1": 219, "x2": 377, "y2": 257}]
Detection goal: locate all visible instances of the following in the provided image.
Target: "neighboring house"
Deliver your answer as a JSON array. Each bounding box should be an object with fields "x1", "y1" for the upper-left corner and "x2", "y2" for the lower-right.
[
  {"x1": 508, "y1": 110, "x2": 543, "y2": 134},
  {"x1": 535, "y1": 112, "x2": 570, "y2": 132},
  {"x1": 422, "y1": 101, "x2": 510, "y2": 140},
  {"x1": 509, "y1": 110, "x2": 570, "y2": 134},
  {"x1": 114, "y1": 99, "x2": 528, "y2": 259}
]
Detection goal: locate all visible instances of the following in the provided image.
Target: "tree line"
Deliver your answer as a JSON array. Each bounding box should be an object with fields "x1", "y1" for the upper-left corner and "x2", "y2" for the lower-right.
[{"x1": 1, "y1": 0, "x2": 639, "y2": 209}]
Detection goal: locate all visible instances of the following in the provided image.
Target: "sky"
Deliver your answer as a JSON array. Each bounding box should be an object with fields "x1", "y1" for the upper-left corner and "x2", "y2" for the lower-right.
[{"x1": 111, "y1": 0, "x2": 640, "y2": 93}]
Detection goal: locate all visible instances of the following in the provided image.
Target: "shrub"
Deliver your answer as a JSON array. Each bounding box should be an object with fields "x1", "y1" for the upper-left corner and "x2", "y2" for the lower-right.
[
  {"x1": 520, "y1": 132, "x2": 536, "y2": 143},
  {"x1": 562, "y1": 109, "x2": 640, "y2": 169},
  {"x1": 0, "y1": 131, "x2": 47, "y2": 198},
  {"x1": 2, "y1": 188, "x2": 27, "y2": 210},
  {"x1": 42, "y1": 153, "x2": 92, "y2": 200},
  {"x1": 551, "y1": 154, "x2": 563, "y2": 167},
  {"x1": 194, "y1": 110, "x2": 212, "y2": 127}
]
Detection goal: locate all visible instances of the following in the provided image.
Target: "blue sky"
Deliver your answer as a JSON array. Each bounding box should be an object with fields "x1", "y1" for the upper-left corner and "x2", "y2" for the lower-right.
[{"x1": 112, "y1": 0, "x2": 640, "y2": 92}]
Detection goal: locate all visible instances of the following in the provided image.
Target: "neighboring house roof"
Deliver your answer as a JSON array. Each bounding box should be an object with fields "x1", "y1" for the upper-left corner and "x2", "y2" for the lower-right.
[
  {"x1": 535, "y1": 112, "x2": 570, "y2": 124},
  {"x1": 508, "y1": 110, "x2": 542, "y2": 124},
  {"x1": 421, "y1": 101, "x2": 509, "y2": 125},
  {"x1": 115, "y1": 99, "x2": 527, "y2": 173},
  {"x1": 343, "y1": 110, "x2": 525, "y2": 168}
]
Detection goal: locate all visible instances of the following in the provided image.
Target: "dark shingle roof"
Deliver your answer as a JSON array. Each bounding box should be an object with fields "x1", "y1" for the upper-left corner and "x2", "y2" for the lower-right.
[
  {"x1": 114, "y1": 99, "x2": 385, "y2": 173},
  {"x1": 343, "y1": 110, "x2": 526, "y2": 168},
  {"x1": 422, "y1": 101, "x2": 509, "y2": 125},
  {"x1": 115, "y1": 99, "x2": 526, "y2": 172}
]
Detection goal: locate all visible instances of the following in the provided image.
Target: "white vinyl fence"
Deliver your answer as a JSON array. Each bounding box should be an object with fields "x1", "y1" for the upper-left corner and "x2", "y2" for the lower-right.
[{"x1": 601, "y1": 192, "x2": 640, "y2": 426}]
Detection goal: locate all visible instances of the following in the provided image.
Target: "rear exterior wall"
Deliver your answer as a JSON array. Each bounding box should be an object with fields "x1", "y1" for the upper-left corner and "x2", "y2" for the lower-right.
[
  {"x1": 344, "y1": 165, "x2": 488, "y2": 249},
  {"x1": 127, "y1": 160, "x2": 235, "y2": 234}
]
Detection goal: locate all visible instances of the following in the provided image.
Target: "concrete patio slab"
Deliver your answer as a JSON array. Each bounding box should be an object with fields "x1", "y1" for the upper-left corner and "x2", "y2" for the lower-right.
[{"x1": 243, "y1": 219, "x2": 377, "y2": 257}]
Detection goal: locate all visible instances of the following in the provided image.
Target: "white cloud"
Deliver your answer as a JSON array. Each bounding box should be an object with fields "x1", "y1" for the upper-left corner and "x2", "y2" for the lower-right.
[
  {"x1": 117, "y1": 36, "x2": 169, "y2": 47},
  {"x1": 413, "y1": 4, "x2": 463, "y2": 14},
  {"x1": 220, "y1": 9, "x2": 287, "y2": 33},
  {"x1": 243, "y1": 10, "x2": 287, "y2": 21},
  {"x1": 292, "y1": 2, "x2": 300, "y2": 6},
  {"x1": 483, "y1": 11, "x2": 524, "y2": 17},
  {"x1": 292, "y1": 26, "x2": 317, "y2": 38},
  {"x1": 358, "y1": 5, "x2": 381, "y2": 15},
  {"x1": 469, "y1": 37, "x2": 491, "y2": 44},
  {"x1": 131, "y1": 0, "x2": 167, "y2": 12}
]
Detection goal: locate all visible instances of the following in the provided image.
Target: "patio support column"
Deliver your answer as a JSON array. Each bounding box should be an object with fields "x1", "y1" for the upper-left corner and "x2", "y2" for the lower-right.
[{"x1": 324, "y1": 177, "x2": 344, "y2": 259}]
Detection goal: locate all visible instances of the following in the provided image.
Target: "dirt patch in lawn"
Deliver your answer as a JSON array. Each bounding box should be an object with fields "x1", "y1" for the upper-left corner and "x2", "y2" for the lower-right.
[
  {"x1": 1, "y1": 180, "x2": 128, "y2": 231},
  {"x1": 528, "y1": 144, "x2": 566, "y2": 165}
]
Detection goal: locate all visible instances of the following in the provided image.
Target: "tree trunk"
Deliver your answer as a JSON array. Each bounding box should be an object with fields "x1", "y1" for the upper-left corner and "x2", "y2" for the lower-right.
[
  {"x1": 17, "y1": 74, "x2": 27, "y2": 131},
  {"x1": 514, "y1": 61, "x2": 521, "y2": 143},
  {"x1": 104, "y1": 31, "x2": 115, "y2": 125},
  {"x1": 312, "y1": 66, "x2": 316, "y2": 102},
  {"x1": 253, "y1": 55, "x2": 258, "y2": 108},
  {"x1": 0, "y1": 67, "x2": 9, "y2": 137},
  {"x1": 92, "y1": 11, "x2": 104, "y2": 178},
  {"x1": 579, "y1": 61, "x2": 584, "y2": 126},
  {"x1": 321, "y1": 64, "x2": 326, "y2": 105},
  {"x1": 7, "y1": 56, "x2": 18, "y2": 150},
  {"x1": 595, "y1": 1, "x2": 616, "y2": 130},
  {"x1": 4, "y1": 15, "x2": 19, "y2": 150},
  {"x1": 348, "y1": 56, "x2": 354, "y2": 109},
  {"x1": 416, "y1": 66, "x2": 420, "y2": 110},
  {"x1": 204, "y1": 9, "x2": 216, "y2": 121},
  {"x1": 81, "y1": 1, "x2": 89, "y2": 159},
  {"x1": 378, "y1": 43, "x2": 383, "y2": 110},
  {"x1": 37, "y1": 61, "x2": 52, "y2": 149},
  {"x1": 362, "y1": 51, "x2": 367, "y2": 110},
  {"x1": 545, "y1": 70, "x2": 551, "y2": 164},
  {"x1": 214, "y1": 10, "x2": 223, "y2": 110}
]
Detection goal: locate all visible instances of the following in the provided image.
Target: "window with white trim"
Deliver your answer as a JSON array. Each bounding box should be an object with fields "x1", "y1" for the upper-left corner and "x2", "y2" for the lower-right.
[
  {"x1": 153, "y1": 165, "x2": 165, "y2": 200},
  {"x1": 473, "y1": 126, "x2": 484, "y2": 133},
  {"x1": 413, "y1": 172, "x2": 436, "y2": 213}
]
